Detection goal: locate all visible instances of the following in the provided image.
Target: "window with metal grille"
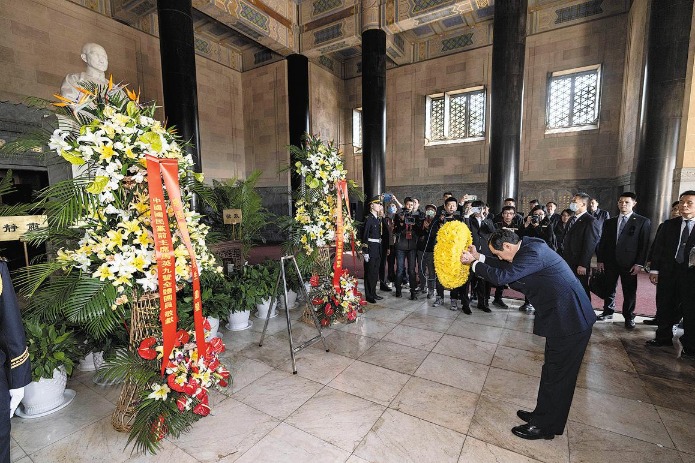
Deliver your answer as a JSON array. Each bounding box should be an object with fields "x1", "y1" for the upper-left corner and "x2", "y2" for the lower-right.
[
  {"x1": 426, "y1": 87, "x2": 486, "y2": 145},
  {"x1": 353, "y1": 108, "x2": 362, "y2": 153},
  {"x1": 546, "y1": 65, "x2": 601, "y2": 132}
]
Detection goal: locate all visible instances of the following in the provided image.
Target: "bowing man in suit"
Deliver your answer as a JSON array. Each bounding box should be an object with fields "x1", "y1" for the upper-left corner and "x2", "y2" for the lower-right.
[
  {"x1": 562, "y1": 192, "x2": 601, "y2": 299},
  {"x1": 461, "y1": 230, "x2": 595, "y2": 440},
  {"x1": 595, "y1": 192, "x2": 651, "y2": 329},
  {"x1": 647, "y1": 191, "x2": 695, "y2": 358},
  {"x1": 0, "y1": 259, "x2": 31, "y2": 462}
]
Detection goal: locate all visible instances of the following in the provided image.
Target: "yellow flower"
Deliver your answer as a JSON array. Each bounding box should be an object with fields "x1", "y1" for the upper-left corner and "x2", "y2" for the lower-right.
[
  {"x1": 433, "y1": 221, "x2": 473, "y2": 289},
  {"x1": 94, "y1": 263, "x2": 114, "y2": 281},
  {"x1": 95, "y1": 144, "x2": 115, "y2": 162},
  {"x1": 106, "y1": 229, "x2": 124, "y2": 250},
  {"x1": 132, "y1": 255, "x2": 146, "y2": 272}
]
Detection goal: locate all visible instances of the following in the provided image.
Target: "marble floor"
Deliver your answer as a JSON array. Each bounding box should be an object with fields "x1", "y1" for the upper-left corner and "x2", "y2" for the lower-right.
[{"x1": 10, "y1": 290, "x2": 695, "y2": 463}]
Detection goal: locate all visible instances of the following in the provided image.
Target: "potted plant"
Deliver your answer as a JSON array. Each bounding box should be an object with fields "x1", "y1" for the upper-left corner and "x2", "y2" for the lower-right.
[
  {"x1": 19, "y1": 320, "x2": 82, "y2": 417},
  {"x1": 250, "y1": 260, "x2": 280, "y2": 319},
  {"x1": 227, "y1": 264, "x2": 268, "y2": 330},
  {"x1": 178, "y1": 271, "x2": 234, "y2": 340}
]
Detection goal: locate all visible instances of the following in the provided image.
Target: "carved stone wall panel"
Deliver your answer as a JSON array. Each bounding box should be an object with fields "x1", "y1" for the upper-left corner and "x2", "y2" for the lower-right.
[
  {"x1": 385, "y1": 0, "x2": 475, "y2": 34},
  {"x1": 418, "y1": 22, "x2": 490, "y2": 61},
  {"x1": 301, "y1": 15, "x2": 361, "y2": 57},
  {"x1": 300, "y1": 0, "x2": 358, "y2": 24}
]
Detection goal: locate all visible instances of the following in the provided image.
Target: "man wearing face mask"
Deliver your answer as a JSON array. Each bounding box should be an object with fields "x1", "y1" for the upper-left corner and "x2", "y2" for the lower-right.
[
  {"x1": 417, "y1": 204, "x2": 438, "y2": 298},
  {"x1": 562, "y1": 192, "x2": 601, "y2": 299},
  {"x1": 469, "y1": 200, "x2": 496, "y2": 312},
  {"x1": 431, "y1": 197, "x2": 472, "y2": 313},
  {"x1": 393, "y1": 197, "x2": 420, "y2": 299}
]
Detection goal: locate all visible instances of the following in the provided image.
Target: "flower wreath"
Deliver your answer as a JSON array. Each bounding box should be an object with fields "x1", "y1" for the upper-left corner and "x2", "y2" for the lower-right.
[{"x1": 434, "y1": 221, "x2": 473, "y2": 289}]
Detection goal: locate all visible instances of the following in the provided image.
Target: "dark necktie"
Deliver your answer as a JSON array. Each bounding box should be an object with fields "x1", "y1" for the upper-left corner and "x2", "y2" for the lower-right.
[
  {"x1": 567, "y1": 216, "x2": 577, "y2": 230},
  {"x1": 676, "y1": 220, "x2": 692, "y2": 264},
  {"x1": 617, "y1": 215, "x2": 627, "y2": 242}
]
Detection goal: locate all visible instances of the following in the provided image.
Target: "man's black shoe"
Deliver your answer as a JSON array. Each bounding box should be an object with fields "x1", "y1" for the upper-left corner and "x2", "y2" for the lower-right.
[
  {"x1": 409, "y1": 293, "x2": 417, "y2": 301},
  {"x1": 625, "y1": 319, "x2": 635, "y2": 330},
  {"x1": 681, "y1": 349, "x2": 695, "y2": 360},
  {"x1": 492, "y1": 299, "x2": 509, "y2": 309},
  {"x1": 646, "y1": 339, "x2": 672, "y2": 347},
  {"x1": 511, "y1": 424, "x2": 554, "y2": 440},
  {"x1": 380, "y1": 285, "x2": 392, "y2": 292},
  {"x1": 478, "y1": 305, "x2": 492, "y2": 313},
  {"x1": 374, "y1": 295, "x2": 383, "y2": 300},
  {"x1": 596, "y1": 313, "x2": 613, "y2": 321},
  {"x1": 395, "y1": 290, "x2": 402, "y2": 298},
  {"x1": 516, "y1": 410, "x2": 533, "y2": 423},
  {"x1": 642, "y1": 318, "x2": 657, "y2": 325},
  {"x1": 462, "y1": 305, "x2": 472, "y2": 315},
  {"x1": 519, "y1": 303, "x2": 533, "y2": 311},
  {"x1": 366, "y1": 298, "x2": 377, "y2": 304}
]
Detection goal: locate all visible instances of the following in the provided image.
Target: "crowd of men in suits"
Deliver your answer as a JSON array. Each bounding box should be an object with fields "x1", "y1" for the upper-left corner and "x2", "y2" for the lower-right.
[{"x1": 362, "y1": 189, "x2": 695, "y2": 361}]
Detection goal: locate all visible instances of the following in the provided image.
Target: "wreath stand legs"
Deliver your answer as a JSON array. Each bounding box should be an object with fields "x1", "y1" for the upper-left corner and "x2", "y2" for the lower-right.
[{"x1": 258, "y1": 255, "x2": 329, "y2": 374}]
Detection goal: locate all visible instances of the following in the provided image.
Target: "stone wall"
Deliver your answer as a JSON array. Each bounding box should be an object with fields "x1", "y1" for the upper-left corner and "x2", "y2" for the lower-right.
[{"x1": 0, "y1": 0, "x2": 244, "y2": 181}]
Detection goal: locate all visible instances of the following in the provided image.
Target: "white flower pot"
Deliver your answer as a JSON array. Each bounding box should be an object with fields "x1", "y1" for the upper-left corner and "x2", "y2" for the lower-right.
[
  {"x1": 227, "y1": 310, "x2": 252, "y2": 331},
  {"x1": 78, "y1": 352, "x2": 97, "y2": 372},
  {"x1": 20, "y1": 367, "x2": 71, "y2": 416},
  {"x1": 255, "y1": 298, "x2": 277, "y2": 319},
  {"x1": 279, "y1": 290, "x2": 298, "y2": 310},
  {"x1": 205, "y1": 316, "x2": 220, "y2": 341}
]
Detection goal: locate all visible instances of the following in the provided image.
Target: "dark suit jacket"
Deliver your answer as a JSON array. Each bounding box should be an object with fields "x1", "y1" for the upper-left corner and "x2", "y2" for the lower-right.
[
  {"x1": 596, "y1": 213, "x2": 651, "y2": 269},
  {"x1": 0, "y1": 261, "x2": 31, "y2": 390},
  {"x1": 650, "y1": 217, "x2": 695, "y2": 272},
  {"x1": 474, "y1": 238, "x2": 596, "y2": 337},
  {"x1": 469, "y1": 216, "x2": 496, "y2": 250},
  {"x1": 591, "y1": 208, "x2": 610, "y2": 229},
  {"x1": 562, "y1": 212, "x2": 600, "y2": 269}
]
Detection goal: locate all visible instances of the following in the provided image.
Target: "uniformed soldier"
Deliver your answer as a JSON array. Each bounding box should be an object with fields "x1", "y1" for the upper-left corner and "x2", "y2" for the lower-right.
[
  {"x1": 0, "y1": 259, "x2": 31, "y2": 463},
  {"x1": 362, "y1": 196, "x2": 383, "y2": 303}
]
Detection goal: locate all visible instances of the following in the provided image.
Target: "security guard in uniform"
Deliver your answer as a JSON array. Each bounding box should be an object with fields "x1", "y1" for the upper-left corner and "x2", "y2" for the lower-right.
[
  {"x1": 0, "y1": 258, "x2": 31, "y2": 463},
  {"x1": 362, "y1": 196, "x2": 383, "y2": 303}
]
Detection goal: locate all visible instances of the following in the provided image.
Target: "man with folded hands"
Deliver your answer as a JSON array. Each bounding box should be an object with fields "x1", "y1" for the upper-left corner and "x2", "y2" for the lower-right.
[{"x1": 460, "y1": 229, "x2": 595, "y2": 440}]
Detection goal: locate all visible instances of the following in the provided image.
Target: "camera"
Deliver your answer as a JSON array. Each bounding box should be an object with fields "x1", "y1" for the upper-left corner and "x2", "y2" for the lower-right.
[
  {"x1": 530, "y1": 215, "x2": 540, "y2": 224},
  {"x1": 469, "y1": 207, "x2": 482, "y2": 215},
  {"x1": 404, "y1": 215, "x2": 415, "y2": 226}
]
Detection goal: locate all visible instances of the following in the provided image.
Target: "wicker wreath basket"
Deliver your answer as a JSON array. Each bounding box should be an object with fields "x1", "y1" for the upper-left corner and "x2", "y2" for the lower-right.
[{"x1": 111, "y1": 291, "x2": 161, "y2": 432}]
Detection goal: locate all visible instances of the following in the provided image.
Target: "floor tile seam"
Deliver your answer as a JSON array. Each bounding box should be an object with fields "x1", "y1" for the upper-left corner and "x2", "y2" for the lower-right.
[
  {"x1": 424, "y1": 347, "x2": 495, "y2": 367},
  {"x1": 355, "y1": 351, "x2": 427, "y2": 376},
  {"x1": 367, "y1": 338, "x2": 435, "y2": 355},
  {"x1": 398, "y1": 319, "x2": 455, "y2": 334},
  {"x1": 636, "y1": 371, "x2": 695, "y2": 391},
  {"x1": 22, "y1": 415, "x2": 132, "y2": 463},
  {"x1": 384, "y1": 400, "x2": 475, "y2": 438},
  {"x1": 566, "y1": 403, "x2": 677, "y2": 450},
  {"x1": 227, "y1": 419, "x2": 284, "y2": 462},
  {"x1": 411, "y1": 368, "x2": 488, "y2": 395},
  {"x1": 229, "y1": 364, "x2": 277, "y2": 395},
  {"x1": 654, "y1": 404, "x2": 690, "y2": 452},
  {"x1": 232, "y1": 375, "x2": 327, "y2": 421},
  {"x1": 11, "y1": 435, "x2": 32, "y2": 461},
  {"x1": 565, "y1": 418, "x2": 681, "y2": 453}
]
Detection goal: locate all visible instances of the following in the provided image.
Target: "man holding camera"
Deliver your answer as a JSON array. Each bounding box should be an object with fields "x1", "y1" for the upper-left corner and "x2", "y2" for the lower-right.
[
  {"x1": 361, "y1": 196, "x2": 384, "y2": 304},
  {"x1": 393, "y1": 197, "x2": 420, "y2": 300},
  {"x1": 469, "y1": 200, "x2": 496, "y2": 312}
]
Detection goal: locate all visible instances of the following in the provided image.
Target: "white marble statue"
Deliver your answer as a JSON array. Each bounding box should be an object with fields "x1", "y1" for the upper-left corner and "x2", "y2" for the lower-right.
[{"x1": 60, "y1": 43, "x2": 109, "y2": 102}]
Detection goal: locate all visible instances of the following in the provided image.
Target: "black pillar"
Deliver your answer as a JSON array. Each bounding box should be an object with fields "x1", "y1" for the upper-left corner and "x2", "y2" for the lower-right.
[
  {"x1": 361, "y1": 29, "x2": 386, "y2": 218},
  {"x1": 634, "y1": 0, "x2": 693, "y2": 231},
  {"x1": 287, "y1": 54, "x2": 310, "y2": 212},
  {"x1": 486, "y1": 0, "x2": 527, "y2": 214},
  {"x1": 157, "y1": 0, "x2": 201, "y2": 174}
]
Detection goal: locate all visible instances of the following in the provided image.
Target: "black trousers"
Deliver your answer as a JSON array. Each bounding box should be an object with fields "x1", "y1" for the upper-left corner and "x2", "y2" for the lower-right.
[
  {"x1": 0, "y1": 370, "x2": 10, "y2": 463},
  {"x1": 602, "y1": 263, "x2": 638, "y2": 320},
  {"x1": 436, "y1": 278, "x2": 470, "y2": 306},
  {"x1": 654, "y1": 264, "x2": 694, "y2": 348},
  {"x1": 363, "y1": 243, "x2": 382, "y2": 301},
  {"x1": 395, "y1": 248, "x2": 417, "y2": 293},
  {"x1": 573, "y1": 270, "x2": 591, "y2": 301},
  {"x1": 531, "y1": 328, "x2": 592, "y2": 435}
]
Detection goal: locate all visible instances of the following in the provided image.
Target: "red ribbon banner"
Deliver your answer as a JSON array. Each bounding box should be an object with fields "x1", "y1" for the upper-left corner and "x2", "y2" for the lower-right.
[
  {"x1": 146, "y1": 155, "x2": 205, "y2": 374},
  {"x1": 332, "y1": 180, "x2": 357, "y2": 290}
]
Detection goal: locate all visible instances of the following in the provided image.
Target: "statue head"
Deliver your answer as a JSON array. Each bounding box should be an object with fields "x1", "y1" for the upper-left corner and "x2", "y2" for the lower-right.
[{"x1": 81, "y1": 43, "x2": 108, "y2": 73}]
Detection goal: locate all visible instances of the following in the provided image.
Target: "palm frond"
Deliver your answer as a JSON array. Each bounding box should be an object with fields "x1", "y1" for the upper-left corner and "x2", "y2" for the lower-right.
[
  {"x1": 12, "y1": 261, "x2": 66, "y2": 298},
  {"x1": 34, "y1": 177, "x2": 93, "y2": 231}
]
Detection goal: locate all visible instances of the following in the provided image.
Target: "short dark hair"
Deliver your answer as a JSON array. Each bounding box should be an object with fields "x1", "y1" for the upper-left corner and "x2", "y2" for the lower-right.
[
  {"x1": 546, "y1": 201, "x2": 557, "y2": 207},
  {"x1": 462, "y1": 200, "x2": 472, "y2": 207},
  {"x1": 489, "y1": 229, "x2": 521, "y2": 251},
  {"x1": 444, "y1": 196, "x2": 458, "y2": 205},
  {"x1": 618, "y1": 192, "x2": 637, "y2": 200},
  {"x1": 530, "y1": 205, "x2": 544, "y2": 214},
  {"x1": 443, "y1": 191, "x2": 453, "y2": 197},
  {"x1": 471, "y1": 200, "x2": 485, "y2": 208},
  {"x1": 561, "y1": 208, "x2": 572, "y2": 215},
  {"x1": 672, "y1": 201, "x2": 681, "y2": 207},
  {"x1": 403, "y1": 196, "x2": 414, "y2": 204},
  {"x1": 504, "y1": 197, "x2": 516, "y2": 203},
  {"x1": 574, "y1": 192, "x2": 591, "y2": 205},
  {"x1": 529, "y1": 199, "x2": 539, "y2": 204},
  {"x1": 501, "y1": 205, "x2": 516, "y2": 213},
  {"x1": 679, "y1": 190, "x2": 695, "y2": 198}
]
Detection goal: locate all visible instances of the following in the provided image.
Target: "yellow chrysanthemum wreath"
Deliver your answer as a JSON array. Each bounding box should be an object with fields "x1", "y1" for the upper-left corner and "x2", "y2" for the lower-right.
[{"x1": 434, "y1": 221, "x2": 473, "y2": 289}]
